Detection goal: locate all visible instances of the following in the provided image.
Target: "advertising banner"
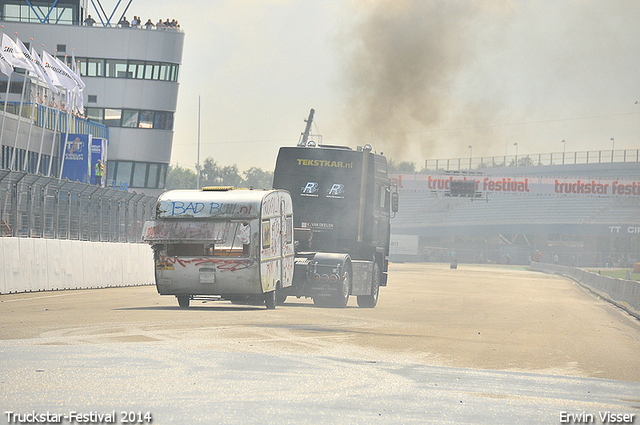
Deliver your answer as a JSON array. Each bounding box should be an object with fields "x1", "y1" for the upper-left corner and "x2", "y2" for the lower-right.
[
  {"x1": 391, "y1": 174, "x2": 640, "y2": 198},
  {"x1": 60, "y1": 134, "x2": 91, "y2": 184}
]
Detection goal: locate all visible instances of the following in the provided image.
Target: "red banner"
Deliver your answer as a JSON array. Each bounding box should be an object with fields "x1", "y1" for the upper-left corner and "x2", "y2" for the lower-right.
[{"x1": 391, "y1": 174, "x2": 640, "y2": 197}]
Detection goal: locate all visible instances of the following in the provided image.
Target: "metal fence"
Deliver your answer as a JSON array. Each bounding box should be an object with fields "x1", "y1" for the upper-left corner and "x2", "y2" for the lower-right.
[
  {"x1": 424, "y1": 149, "x2": 640, "y2": 171},
  {"x1": 0, "y1": 170, "x2": 157, "y2": 242}
]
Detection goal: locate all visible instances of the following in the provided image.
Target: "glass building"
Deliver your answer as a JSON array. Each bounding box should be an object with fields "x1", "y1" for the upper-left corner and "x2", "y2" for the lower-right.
[{"x1": 0, "y1": 0, "x2": 184, "y2": 194}]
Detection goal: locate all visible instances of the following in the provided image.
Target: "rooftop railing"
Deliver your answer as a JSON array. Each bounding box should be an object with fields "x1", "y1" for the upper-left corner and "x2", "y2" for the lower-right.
[{"x1": 424, "y1": 149, "x2": 640, "y2": 172}]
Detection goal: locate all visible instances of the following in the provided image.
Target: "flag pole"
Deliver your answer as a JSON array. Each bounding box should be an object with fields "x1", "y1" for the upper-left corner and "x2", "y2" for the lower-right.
[
  {"x1": 0, "y1": 71, "x2": 12, "y2": 147},
  {"x1": 59, "y1": 88, "x2": 70, "y2": 178},
  {"x1": 47, "y1": 90, "x2": 61, "y2": 177},
  {"x1": 0, "y1": 27, "x2": 12, "y2": 148},
  {"x1": 35, "y1": 91, "x2": 47, "y2": 174},
  {"x1": 23, "y1": 81, "x2": 37, "y2": 171},
  {"x1": 9, "y1": 70, "x2": 29, "y2": 170}
]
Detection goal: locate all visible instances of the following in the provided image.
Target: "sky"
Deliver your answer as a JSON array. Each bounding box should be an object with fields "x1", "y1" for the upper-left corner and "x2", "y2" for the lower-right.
[{"x1": 124, "y1": 0, "x2": 640, "y2": 172}]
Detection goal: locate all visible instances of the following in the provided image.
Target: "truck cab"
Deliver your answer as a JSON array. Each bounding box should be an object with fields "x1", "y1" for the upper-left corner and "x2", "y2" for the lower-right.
[{"x1": 273, "y1": 143, "x2": 396, "y2": 307}]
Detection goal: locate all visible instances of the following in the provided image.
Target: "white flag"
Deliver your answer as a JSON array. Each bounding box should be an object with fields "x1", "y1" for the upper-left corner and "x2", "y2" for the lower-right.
[
  {"x1": 51, "y1": 53, "x2": 84, "y2": 90},
  {"x1": 16, "y1": 38, "x2": 40, "y2": 77},
  {"x1": 42, "y1": 50, "x2": 78, "y2": 91},
  {"x1": 0, "y1": 42, "x2": 13, "y2": 77},
  {"x1": 2, "y1": 33, "x2": 34, "y2": 70},
  {"x1": 70, "y1": 50, "x2": 85, "y2": 89},
  {"x1": 14, "y1": 38, "x2": 58, "y2": 94},
  {"x1": 73, "y1": 86, "x2": 84, "y2": 114},
  {"x1": 30, "y1": 47, "x2": 58, "y2": 93}
]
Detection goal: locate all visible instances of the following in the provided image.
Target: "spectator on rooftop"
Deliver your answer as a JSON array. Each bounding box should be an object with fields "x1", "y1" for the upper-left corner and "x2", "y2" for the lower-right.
[
  {"x1": 118, "y1": 16, "x2": 130, "y2": 27},
  {"x1": 83, "y1": 14, "x2": 95, "y2": 26}
]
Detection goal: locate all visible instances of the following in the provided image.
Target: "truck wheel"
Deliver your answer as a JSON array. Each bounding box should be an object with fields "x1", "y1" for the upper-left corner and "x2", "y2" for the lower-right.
[
  {"x1": 177, "y1": 295, "x2": 190, "y2": 308},
  {"x1": 265, "y1": 290, "x2": 277, "y2": 309},
  {"x1": 332, "y1": 270, "x2": 350, "y2": 308},
  {"x1": 357, "y1": 262, "x2": 380, "y2": 308}
]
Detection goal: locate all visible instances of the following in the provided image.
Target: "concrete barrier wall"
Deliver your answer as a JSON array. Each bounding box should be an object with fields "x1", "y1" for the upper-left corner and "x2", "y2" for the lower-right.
[
  {"x1": 0, "y1": 238, "x2": 155, "y2": 294},
  {"x1": 530, "y1": 261, "x2": 640, "y2": 320}
]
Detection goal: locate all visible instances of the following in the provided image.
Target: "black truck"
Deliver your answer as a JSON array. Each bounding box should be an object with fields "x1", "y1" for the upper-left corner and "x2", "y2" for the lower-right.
[{"x1": 272, "y1": 140, "x2": 397, "y2": 308}]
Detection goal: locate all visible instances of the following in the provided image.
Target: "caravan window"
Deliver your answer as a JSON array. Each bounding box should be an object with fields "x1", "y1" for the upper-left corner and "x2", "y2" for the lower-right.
[{"x1": 143, "y1": 221, "x2": 251, "y2": 257}]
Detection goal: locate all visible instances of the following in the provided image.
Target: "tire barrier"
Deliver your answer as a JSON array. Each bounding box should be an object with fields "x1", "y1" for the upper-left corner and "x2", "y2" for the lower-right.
[
  {"x1": 530, "y1": 261, "x2": 640, "y2": 321},
  {"x1": 0, "y1": 238, "x2": 154, "y2": 294}
]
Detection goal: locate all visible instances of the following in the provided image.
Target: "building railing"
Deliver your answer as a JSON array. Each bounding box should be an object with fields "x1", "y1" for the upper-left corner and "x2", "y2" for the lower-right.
[
  {"x1": 424, "y1": 149, "x2": 640, "y2": 171},
  {"x1": 0, "y1": 18, "x2": 183, "y2": 32},
  {"x1": 0, "y1": 102, "x2": 108, "y2": 140},
  {"x1": 0, "y1": 170, "x2": 156, "y2": 242}
]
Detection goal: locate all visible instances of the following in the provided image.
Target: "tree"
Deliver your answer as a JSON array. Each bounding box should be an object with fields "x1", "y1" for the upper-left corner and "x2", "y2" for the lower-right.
[
  {"x1": 388, "y1": 160, "x2": 417, "y2": 174},
  {"x1": 165, "y1": 164, "x2": 196, "y2": 189},
  {"x1": 199, "y1": 158, "x2": 243, "y2": 187},
  {"x1": 165, "y1": 157, "x2": 273, "y2": 190},
  {"x1": 243, "y1": 167, "x2": 273, "y2": 189},
  {"x1": 220, "y1": 164, "x2": 243, "y2": 187},
  {"x1": 199, "y1": 157, "x2": 221, "y2": 186}
]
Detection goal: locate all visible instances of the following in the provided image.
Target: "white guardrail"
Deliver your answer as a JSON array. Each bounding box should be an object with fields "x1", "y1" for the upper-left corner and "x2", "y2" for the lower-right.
[
  {"x1": 0, "y1": 238, "x2": 154, "y2": 294},
  {"x1": 530, "y1": 262, "x2": 640, "y2": 321}
]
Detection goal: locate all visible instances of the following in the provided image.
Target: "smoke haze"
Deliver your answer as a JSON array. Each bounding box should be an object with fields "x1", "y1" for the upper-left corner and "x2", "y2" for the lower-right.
[
  {"x1": 335, "y1": 0, "x2": 640, "y2": 163},
  {"x1": 127, "y1": 0, "x2": 640, "y2": 171}
]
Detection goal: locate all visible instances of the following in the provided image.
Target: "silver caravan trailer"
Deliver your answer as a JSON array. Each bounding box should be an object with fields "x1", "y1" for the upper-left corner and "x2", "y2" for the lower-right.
[{"x1": 142, "y1": 188, "x2": 294, "y2": 309}]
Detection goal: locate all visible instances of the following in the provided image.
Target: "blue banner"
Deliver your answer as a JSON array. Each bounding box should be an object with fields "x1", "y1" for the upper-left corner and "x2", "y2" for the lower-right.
[
  {"x1": 90, "y1": 138, "x2": 107, "y2": 186},
  {"x1": 60, "y1": 134, "x2": 91, "y2": 184}
]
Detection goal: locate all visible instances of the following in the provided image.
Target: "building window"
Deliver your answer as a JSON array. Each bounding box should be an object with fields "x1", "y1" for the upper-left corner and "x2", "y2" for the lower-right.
[
  {"x1": 76, "y1": 57, "x2": 179, "y2": 82},
  {"x1": 159, "y1": 164, "x2": 167, "y2": 188},
  {"x1": 144, "y1": 64, "x2": 155, "y2": 80},
  {"x1": 106, "y1": 59, "x2": 127, "y2": 78},
  {"x1": 3, "y1": 3, "x2": 75, "y2": 24},
  {"x1": 147, "y1": 163, "x2": 160, "y2": 187},
  {"x1": 108, "y1": 160, "x2": 168, "y2": 188},
  {"x1": 115, "y1": 161, "x2": 133, "y2": 185},
  {"x1": 88, "y1": 95, "x2": 97, "y2": 103},
  {"x1": 104, "y1": 108, "x2": 121, "y2": 127},
  {"x1": 121, "y1": 110, "x2": 138, "y2": 127},
  {"x1": 138, "y1": 111, "x2": 154, "y2": 129},
  {"x1": 85, "y1": 107, "x2": 173, "y2": 130},
  {"x1": 132, "y1": 162, "x2": 147, "y2": 187},
  {"x1": 86, "y1": 107, "x2": 103, "y2": 122},
  {"x1": 87, "y1": 58, "x2": 104, "y2": 77},
  {"x1": 56, "y1": 44, "x2": 66, "y2": 52}
]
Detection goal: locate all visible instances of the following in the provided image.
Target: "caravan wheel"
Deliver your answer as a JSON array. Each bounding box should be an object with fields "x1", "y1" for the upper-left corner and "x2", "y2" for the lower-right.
[
  {"x1": 265, "y1": 290, "x2": 277, "y2": 309},
  {"x1": 177, "y1": 295, "x2": 190, "y2": 308}
]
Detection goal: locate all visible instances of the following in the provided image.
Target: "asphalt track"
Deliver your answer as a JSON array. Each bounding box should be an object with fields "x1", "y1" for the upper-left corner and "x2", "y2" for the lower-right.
[{"x1": 1, "y1": 263, "x2": 639, "y2": 424}]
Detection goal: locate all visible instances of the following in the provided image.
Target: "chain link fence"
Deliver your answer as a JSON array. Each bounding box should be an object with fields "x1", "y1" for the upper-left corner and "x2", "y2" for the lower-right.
[{"x1": 0, "y1": 170, "x2": 157, "y2": 242}]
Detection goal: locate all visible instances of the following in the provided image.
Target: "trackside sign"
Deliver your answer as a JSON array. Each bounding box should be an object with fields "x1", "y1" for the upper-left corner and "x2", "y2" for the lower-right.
[{"x1": 391, "y1": 174, "x2": 640, "y2": 197}]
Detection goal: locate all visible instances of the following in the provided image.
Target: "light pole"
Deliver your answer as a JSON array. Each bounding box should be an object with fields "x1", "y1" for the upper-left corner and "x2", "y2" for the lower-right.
[
  {"x1": 513, "y1": 142, "x2": 518, "y2": 165},
  {"x1": 562, "y1": 140, "x2": 565, "y2": 164},
  {"x1": 611, "y1": 137, "x2": 614, "y2": 162},
  {"x1": 468, "y1": 145, "x2": 472, "y2": 169},
  {"x1": 196, "y1": 95, "x2": 201, "y2": 189}
]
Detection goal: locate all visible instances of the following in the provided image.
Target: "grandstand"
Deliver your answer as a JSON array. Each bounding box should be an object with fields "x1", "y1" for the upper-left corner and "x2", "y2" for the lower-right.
[{"x1": 390, "y1": 149, "x2": 640, "y2": 266}]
